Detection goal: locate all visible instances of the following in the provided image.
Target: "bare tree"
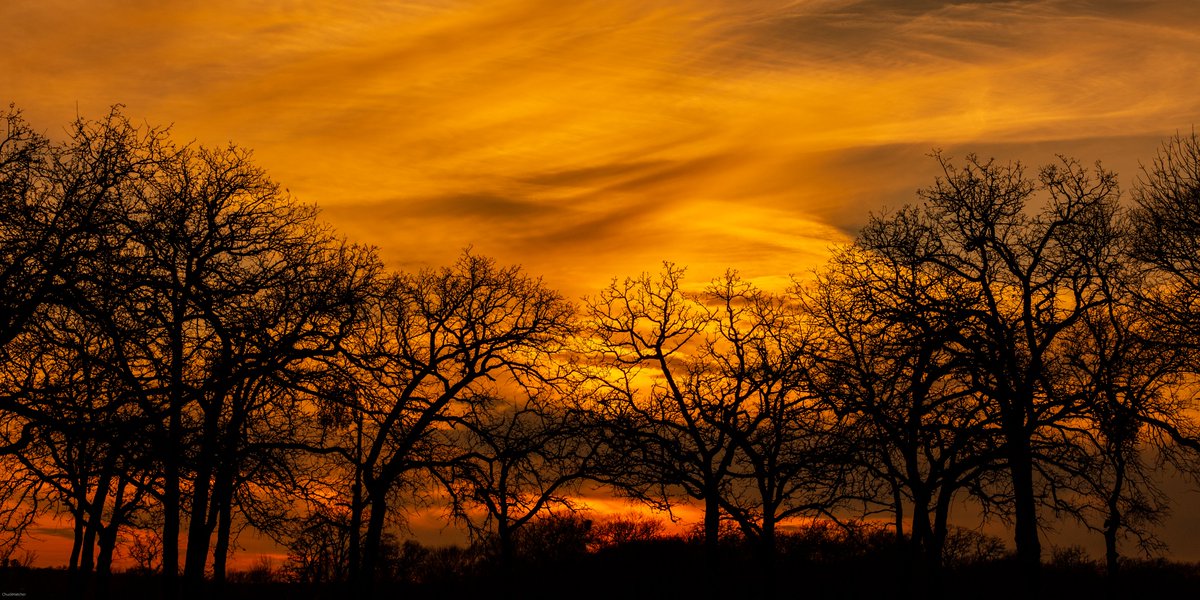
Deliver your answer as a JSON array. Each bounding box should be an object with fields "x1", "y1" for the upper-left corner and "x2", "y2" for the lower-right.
[
  {"x1": 1130, "y1": 130, "x2": 1200, "y2": 356},
  {"x1": 0, "y1": 106, "x2": 163, "y2": 469},
  {"x1": 197, "y1": 239, "x2": 380, "y2": 586},
  {"x1": 913, "y1": 153, "x2": 1123, "y2": 590},
  {"x1": 584, "y1": 266, "x2": 839, "y2": 560},
  {"x1": 10, "y1": 116, "x2": 384, "y2": 598},
  {"x1": 0, "y1": 105, "x2": 156, "y2": 352},
  {"x1": 1128, "y1": 130, "x2": 1200, "y2": 449},
  {"x1": 341, "y1": 252, "x2": 574, "y2": 590},
  {"x1": 0, "y1": 305, "x2": 156, "y2": 577},
  {"x1": 701, "y1": 273, "x2": 842, "y2": 558},
  {"x1": 436, "y1": 388, "x2": 597, "y2": 568},
  {"x1": 801, "y1": 208, "x2": 1004, "y2": 586},
  {"x1": 0, "y1": 104, "x2": 50, "y2": 351},
  {"x1": 0, "y1": 106, "x2": 166, "y2": 579},
  {"x1": 583, "y1": 264, "x2": 737, "y2": 551},
  {"x1": 1057, "y1": 294, "x2": 1180, "y2": 577}
]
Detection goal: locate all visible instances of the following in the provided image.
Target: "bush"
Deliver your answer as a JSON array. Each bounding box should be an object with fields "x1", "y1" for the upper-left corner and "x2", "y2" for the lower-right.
[
  {"x1": 942, "y1": 527, "x2": 1009, "y2": 568},
  {"x1": 588, "y1": 514, "x2": 665, "y2": 551}
]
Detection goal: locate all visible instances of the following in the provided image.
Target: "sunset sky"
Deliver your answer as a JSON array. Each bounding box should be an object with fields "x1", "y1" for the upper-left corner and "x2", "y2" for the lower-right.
[
  {"x1": 6, "y1": 0, "x2": 1200, "y2": 564},
  {"x1": 8, "y1": 0, "x2": 1200, "y2": 297}
]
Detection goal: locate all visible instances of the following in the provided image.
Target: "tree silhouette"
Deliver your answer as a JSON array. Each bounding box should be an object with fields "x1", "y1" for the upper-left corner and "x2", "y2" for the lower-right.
[
  {"x1": 584, "y1": 266, "x2": 842, "y2": 566},
  {"x1": 436, "y1": 388, "x2": 597, "y2": 568},
  {"x1": 914, "y1": 153, "x2": 1124, "y2": 591},
  {"x1": 1128, "y1": 131, "x2": 1200, "y2": 451},
  {"x1": 0, "y1": 305, "x2": 156, "y2": 577},
  {"x1": 0, "y1": 107, "x2": 170, "y2": 590},
  {"x1": 0, "y1": 106, "x2": 152, "y2": 354},
  {"x1": 1131, "y1": 131, "x2": 1200, "y2": 355},
  {"x1": 701, "y1": 273, "x2": 842, "y2": 560},
  {"x1": 1057, "y1": 294, "x2": 1179, "y2": 577},
  {"x1": 583, "y1": 264, "x2": 740, "y2": 551},
  {"x1": 340, "y1": 252, "x2": 574, "y2": 592},
  {"x1": 802, "y1": 207, "x2": 1004, "y2": 588},
  {"x1": 67, "y1": 136, "x2": 377, "y2": 596},
  {"x1": 0, "y1": 107, "x2": 384, "y2": 598}
]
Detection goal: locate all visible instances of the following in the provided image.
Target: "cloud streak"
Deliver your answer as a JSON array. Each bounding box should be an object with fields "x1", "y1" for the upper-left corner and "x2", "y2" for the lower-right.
[{"x1": 4, "y1": 0, "x2": 1200, "y2": 294}]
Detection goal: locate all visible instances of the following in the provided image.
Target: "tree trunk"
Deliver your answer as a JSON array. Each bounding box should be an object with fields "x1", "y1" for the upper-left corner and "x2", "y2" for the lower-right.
[
  {"x1": 932, "y1": 484, "x2": 954, "y2": 570},
  {"x1": 94, "y1": 523, "x2": 118, "y2": 600},
  {"x1": 910, "y1": 488, "x2": 933, "y2": 558},
  {"x1": 182, "y1": 472, "x2": 213, "y2": 585},
  {"x1": 358, "y1": 484, "x2": 389, "y2": 595},
  {"x1": 1104, "y1": 454, "x2": 1126, "y2": 579},
  {"x1": 1103, "y1": 519, "x2": 1119, "y2": 577},
  {"x1": 68, "y1": 510, "x2": 85, "y2": 572},
  {"x1": 204, "y1": 442, "x2": 235, "y2": 586},
  {"x1": 94, "y1": 475, "x2": 128, "y2": 600},
  {"x1": 163, "y1": 307, "x2": 186, "y2": 600},
  {"x1": 68, "y1": 510, "x2": 87, "y2": 599},
  {"x1": 703, "y1": 494, "x2": 721, "y2": 549},
  {"x1": 760, "y1": 508, "x2": 776, "y2": 557},
  {"x1": 348, "y1": 470, "x2": 363, "y2": 583},
  {"x1": 96, "y1": 479, "x2": 124, "y2": 577},
  {"x1": 908, "y1": 486, "x2": 936, "y2": 598},
  {"x1": 96, "y1": 484, "x2": 124, "y2": 600},
  {"x1": 184, "y1": 403, "x2": 222, "y2": 585},
  {"x1": 212, "y1": 490, "x2": 234, "y2": 586},
  {"x1": 1008, "y1": 429, "x2": 1042, "y2": 596},
  {"x1": 759, "y1": 504, "x2": 778, "y2": 595},
  {"x1": 80, "y1": 516, "x2": 98, "y2": 572},
  {"x1": 348, "y1": 418, "x2": 364, "y2": 583},
  {"x1": 497, "y1": 519, "x2": 515, "y2": 569},
  {"x1": 702, "y1": 488, "x2": 722, "y2": 594},
  {"x1": 81, "y1": 472, "x2": 114, "y2": 573},
  {"x1": 96, "y1": 524, "x2": 119, "y2": 576},
  {"x1": 162, "y1": 437, "x2": 181, "y2": 598}
]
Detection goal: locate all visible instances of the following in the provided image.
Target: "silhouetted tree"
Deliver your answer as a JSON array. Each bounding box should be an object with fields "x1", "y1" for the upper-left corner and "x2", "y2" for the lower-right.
[
  {"x1": 342, "y1": 252, "x2": 574, "y2": 591},
  {"x1": 1128, "y1": 130, "x2": 1200, "y2": 452},
  {"x1": 1091, "y1": 129, "x2": 1200, "y2": 575},
  {"x1": 199, "y1": 239, "x2": 379, "y2": 586},
  {"x1": 284, "y1": 507, "x2": 354, "y2": 584},
  {"x1": 0, "y1": 106, "x2": 155, "y2": 354},
  {"x1": 0, "y1": 110, "x2": 387, "y2": 599},
  {"x1": 0, "y1": 305, "x2": 155, "y2": 578},
  {"x1": 702, "y1": 273, "x2": 843, "y2": 558},
  {"x1": 437, "y1": 389, "x2": 597, "y2": 567},
  {"x1": 1130, "y1": 131, "x2": 1200, "y2": 355},
  {"x1": 585, "y1": 267, "x2": 839, "y2": 561},
  {"x1": 0, "y1": 107, "x2": 168, "y2": 587},
  {"x1": 13, "y1": 103, "x2": 1200, "y2": 600},
  {"x1": 914, "y1": 153, "x2": 1123, "y2": 591},
  {"x1": 1058, "y1": 297, "x2": 1178, "y2": 578},
  {"x1": 802, "y1": 207, "x2": 1004, "y2": 586},
  {"x1": 583, "y1": 265, "x2": 740, "y2": 551}
]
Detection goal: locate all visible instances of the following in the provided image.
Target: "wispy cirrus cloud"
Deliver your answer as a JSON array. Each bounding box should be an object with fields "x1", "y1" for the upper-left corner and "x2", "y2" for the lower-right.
[{"x1": 5, "y1": 0, "x2": 1200, "y2": 296}]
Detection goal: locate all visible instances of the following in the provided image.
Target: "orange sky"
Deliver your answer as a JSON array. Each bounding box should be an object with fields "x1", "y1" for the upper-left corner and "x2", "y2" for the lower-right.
[
  {"x1": 6, "y1": 0, "x2": 1200, "y2": 565},
  {"x1": 8, "y1": 0, "x2": 1200, "y2": 297}
]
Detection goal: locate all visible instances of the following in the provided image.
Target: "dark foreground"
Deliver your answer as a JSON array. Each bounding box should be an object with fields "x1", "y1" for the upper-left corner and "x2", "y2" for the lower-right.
[
  {"x1": 4, "y1": 553, "x2": 1198, "y2": 599},
  {"x1": 4, "y1": 526, "x2": 1198, "y2": 599}
]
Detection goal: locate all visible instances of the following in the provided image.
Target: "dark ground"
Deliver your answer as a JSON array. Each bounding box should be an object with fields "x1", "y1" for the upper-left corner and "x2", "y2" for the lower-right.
[{"x1": 3, "y1": 545, "x2": 1198, "y2": 600}]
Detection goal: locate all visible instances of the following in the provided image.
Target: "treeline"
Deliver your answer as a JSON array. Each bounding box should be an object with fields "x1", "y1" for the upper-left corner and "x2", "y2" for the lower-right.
[{"x1": 2, "y1": 106, "x2": 1200, "y2": 599}]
